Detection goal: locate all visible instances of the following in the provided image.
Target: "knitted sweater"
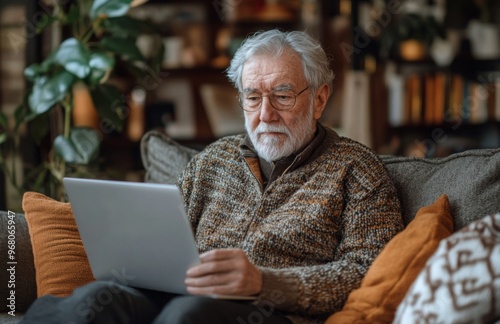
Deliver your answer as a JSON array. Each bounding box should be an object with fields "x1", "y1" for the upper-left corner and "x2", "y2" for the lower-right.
[{"x1": 178, "y1": 127, "x2": 403, "y2": 323}]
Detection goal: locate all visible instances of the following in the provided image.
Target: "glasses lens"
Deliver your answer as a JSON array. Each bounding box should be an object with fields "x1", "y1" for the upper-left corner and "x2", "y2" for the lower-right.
[
  {"x1": 270, "y1": 90, "x2": 295, "y2": 110},
  {"x1": 240, "y1": 92, "x2": 261, "y2": 111},
  {"x1": 239, "y1": 89, "x2": 300, "y2": 111}
]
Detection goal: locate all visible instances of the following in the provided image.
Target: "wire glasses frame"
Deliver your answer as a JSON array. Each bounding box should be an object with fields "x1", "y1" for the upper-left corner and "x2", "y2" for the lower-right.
[{"x1": 238, "y1": 86, "x2": 310, "y2": 112}]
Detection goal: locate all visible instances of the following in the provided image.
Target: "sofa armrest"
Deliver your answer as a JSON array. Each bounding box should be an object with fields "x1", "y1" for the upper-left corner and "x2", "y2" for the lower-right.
[{"x1": 0, "y1": 211, "x2": 37, "y2": 313}]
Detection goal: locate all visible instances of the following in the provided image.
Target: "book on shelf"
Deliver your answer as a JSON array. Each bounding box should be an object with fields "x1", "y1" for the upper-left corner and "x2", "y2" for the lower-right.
[
  {"x1": 387, "y1": 71, "x2": 500, "y2": 127},
  {"x1": 496, "y1": 77, "x2": 500, "y2": 122},
  {"x1": 433, "y1": 72, "x2": 447, "y2": 125},
  {"x1": 448, "y1": 74, "x2": 464, "y2": 121},
  {"x1": 469, "y1": 83, "x2": 489, "y2": 124},
  {"x1": 407, "y1": 75, "x2": 423, "y2": 125},
  {"x1": 424, "y1": 73, "x2": 435, "y2": 125},
  {"x1": 387, "y1": 75, "x2": 405, "y2": 127}
]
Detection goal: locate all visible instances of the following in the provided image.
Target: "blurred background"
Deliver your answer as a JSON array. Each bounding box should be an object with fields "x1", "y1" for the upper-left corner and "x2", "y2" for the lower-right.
[{"x1": 1, "y1": 0, "x2": 499, "y2": 209}]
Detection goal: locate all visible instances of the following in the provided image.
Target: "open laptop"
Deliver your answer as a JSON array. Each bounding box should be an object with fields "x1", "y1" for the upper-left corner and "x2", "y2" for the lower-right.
[{"x1": 63, "y1": 177, "x2": 255, "y2": 300}]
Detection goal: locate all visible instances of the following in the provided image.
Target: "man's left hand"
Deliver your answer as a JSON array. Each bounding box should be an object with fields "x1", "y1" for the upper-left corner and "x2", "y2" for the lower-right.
[{"x1": 185, "y1": 248, "x2": 262, "y2": 297}]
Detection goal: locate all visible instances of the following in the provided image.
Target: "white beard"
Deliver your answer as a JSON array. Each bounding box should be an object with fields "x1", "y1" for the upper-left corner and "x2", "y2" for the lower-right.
[{"x1": 245, "y1": 106, "x2": 316, "y2": 162}]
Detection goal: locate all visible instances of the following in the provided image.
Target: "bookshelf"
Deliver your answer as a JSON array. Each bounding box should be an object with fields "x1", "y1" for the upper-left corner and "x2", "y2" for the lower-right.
[
  {"x1": 384, "y1": 58, "x2": 500, "y2": 157},
  {"x1": 367, "y1": 0, "x2": 500, "y2": 157}
]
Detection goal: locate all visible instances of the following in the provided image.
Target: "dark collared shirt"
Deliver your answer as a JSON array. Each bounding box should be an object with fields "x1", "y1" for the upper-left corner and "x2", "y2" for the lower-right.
[{"x1": 240, "y1": 123, "x2": 327, "y2": 189}]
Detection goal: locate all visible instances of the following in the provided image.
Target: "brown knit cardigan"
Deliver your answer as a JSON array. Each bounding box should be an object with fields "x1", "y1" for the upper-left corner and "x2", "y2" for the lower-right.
[{"x1": 178, "y1": 127, "x2": 403, "y2": 323}]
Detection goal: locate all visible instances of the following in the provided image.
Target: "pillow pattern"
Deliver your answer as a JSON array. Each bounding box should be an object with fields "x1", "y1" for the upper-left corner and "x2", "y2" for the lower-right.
[
  {"x1": 394, "y1": 213, "x2": 500, "y2": 323},
  {"x1": 140, "y1": 130, "x2": 199, "y2": 184},
  {"x1": 325, "y1": 194, "x2": 454, "y2": 324},
  {"x1": 22, "y1": 192, "x2": 95, "y2": 297}
]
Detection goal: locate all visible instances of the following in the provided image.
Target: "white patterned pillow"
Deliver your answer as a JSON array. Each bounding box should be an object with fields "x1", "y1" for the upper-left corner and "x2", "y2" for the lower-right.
[{"x1": 394, "y1": 213, "x2": 500, "y2": 323}]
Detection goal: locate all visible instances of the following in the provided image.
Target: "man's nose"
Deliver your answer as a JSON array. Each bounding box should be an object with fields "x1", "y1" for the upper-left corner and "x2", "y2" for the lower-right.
[{"x1": 259, "y1": 96, "x2": 278, "y2": 123}]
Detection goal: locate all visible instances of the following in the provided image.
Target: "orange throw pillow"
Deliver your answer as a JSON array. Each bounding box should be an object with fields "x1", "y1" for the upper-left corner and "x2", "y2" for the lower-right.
[
  {"x1": 22, "y1": 192, "x2": 95, "y2": 297},
  {"x1": 325, "y1": 194, "x2": 454, "y2": 324}
]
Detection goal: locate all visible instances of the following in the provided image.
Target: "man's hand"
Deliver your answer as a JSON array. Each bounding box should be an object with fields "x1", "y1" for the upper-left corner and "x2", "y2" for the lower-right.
[{"x1": 185, "y1": 248, "x2": 262, "y2": 297}]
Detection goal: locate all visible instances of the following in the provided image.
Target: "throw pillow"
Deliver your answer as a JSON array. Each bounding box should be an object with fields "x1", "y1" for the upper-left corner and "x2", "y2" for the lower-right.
[
  {"x1": 381, "y1": 148, "x2": 500, "y2": 230},
  {"x1": 140, "y1": 130, "x2": 199, "y2": 184},
  {"x1": 22, "y1": 192, "x2": 95, "y2": 297},
  {"x1": 325, "y1": 194, "x2": 454, "y2": 324},
  {"x1": 394, "y1": 213, "x2": 500, "y2": 323}
]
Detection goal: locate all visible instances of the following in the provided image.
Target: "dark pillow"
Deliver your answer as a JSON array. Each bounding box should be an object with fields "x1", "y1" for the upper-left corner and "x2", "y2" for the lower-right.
[
  {"x1": 0, "y1": 211, "x2": 37, "y2": 312},
  {"x1": 140, "y1": 130, "x2": 199, "y2": 184},
  {"x1": 381, "y1": 148, "x2": 500, "y2": 230}
]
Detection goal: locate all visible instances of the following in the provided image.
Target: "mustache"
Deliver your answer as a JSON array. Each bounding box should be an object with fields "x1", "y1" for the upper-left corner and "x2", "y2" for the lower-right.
[{"x1": 254, "y1": 123, "x2": 291, "y2": 136}]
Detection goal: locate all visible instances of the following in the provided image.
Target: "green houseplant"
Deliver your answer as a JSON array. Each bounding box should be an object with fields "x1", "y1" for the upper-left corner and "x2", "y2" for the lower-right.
[{"x1": 0, "y1": 0, "x2": 162, "y2": 202}]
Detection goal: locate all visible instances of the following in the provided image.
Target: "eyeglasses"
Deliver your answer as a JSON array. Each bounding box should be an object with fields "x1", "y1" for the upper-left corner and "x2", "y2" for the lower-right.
[{"x1": 238, "y1": 86, "x2": 310, "y2": 112}]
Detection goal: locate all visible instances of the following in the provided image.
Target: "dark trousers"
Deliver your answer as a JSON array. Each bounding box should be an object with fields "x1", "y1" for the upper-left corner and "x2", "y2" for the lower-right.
[{"x1": 20, "y1": 281, "x2": 292, "y2": 324}]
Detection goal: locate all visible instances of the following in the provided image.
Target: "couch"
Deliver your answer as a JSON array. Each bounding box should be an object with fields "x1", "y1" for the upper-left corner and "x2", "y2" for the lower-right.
[{"x1": 1, "y1": 129, "x2": 499, "y2": 323}]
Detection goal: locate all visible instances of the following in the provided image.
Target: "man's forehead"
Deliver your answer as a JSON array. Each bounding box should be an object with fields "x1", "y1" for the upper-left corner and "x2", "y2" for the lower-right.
[{"x1": 241, "y1": 53, "x2": 305, "y2": 88}]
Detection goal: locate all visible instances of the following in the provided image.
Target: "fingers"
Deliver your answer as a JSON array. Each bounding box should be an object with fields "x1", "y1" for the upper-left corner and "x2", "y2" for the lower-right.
[
  {"x1": 185, "y1": 271, "x2": 245, "y2": 293},
  {"x1": 184, "y1": 248, "x2": 263, "y2": 296},
  {"x1": 187, "y1": 249, "x2": 246, "y2": 278}
]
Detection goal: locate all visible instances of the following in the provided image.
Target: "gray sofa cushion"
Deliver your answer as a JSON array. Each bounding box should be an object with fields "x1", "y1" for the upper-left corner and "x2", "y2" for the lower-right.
[
  {"x1": 0, "y1": 211, "x2": 37, "y2": 313},
  {"x1": 0, "y1": 314, "x2": 23, "y2": 323},
  {"x1": 381, "y1": 148, "x2": 500, "y2": 230},
  {"x1": 141, "y1": 130, "x2": 500, "y2": 232},
  {"x1": 140, "y1": 130, "x2": 198, "y2": 184}
]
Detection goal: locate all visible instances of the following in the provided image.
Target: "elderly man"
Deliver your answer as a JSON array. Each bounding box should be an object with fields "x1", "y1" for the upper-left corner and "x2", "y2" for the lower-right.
[{"x1": 21, "y1": 29, "x2": 403, "y2": 324}]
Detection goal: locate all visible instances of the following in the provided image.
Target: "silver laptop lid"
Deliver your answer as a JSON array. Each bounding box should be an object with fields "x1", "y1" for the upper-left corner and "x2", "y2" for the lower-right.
[{"x1": 63, "y1": 177, "x2": 200, "y2": 294}]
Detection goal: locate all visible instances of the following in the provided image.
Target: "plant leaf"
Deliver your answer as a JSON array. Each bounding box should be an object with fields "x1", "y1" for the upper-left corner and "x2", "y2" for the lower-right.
[
  {"x1": 28, "y1": 112, "x2": 51, "y2": 145},
  {"x1": 15, "y1": 96, "x2": 39, "y2": 129},
  {"x1": 33, "y1": 167, "x2": 49, "y2": 193},
  {"x1": 0, "y1": 111, "x2": 7, "y2": 129},
  {"x1": 35, "y1": 14, "x2": 58, "y2": 34},
  {"x1": 99, "y1": 35, "x2": 145, "y2": 62},
  {"x1": 90, "y1": 0, "x2": 133, "y2": 20},
  {"x1": 90, "y1": 84, "x2": 126, "y2": 132},
  {"x1": 54, "y1": 128, "x2": 101, "y2": 164},
  {"x1": 24, "y1": 52, "x2": 56, "y2": 81},
  {"x1": 24, "y1": 64, "x2": 43, "y2": 81},
  {"x1": 88, "y1": 51, "x2": 115, "y2": 85},
  {"x1": 64, "y1": 3, "x2": 81, "y2": 25},
  {"x1": 28, "y1": 71, "x2": 75, "y2": 115},
  {"x1": 0, "y1": 112, "x2": 7, "y2": 145},
  {"x1": 54, "y1": 38, "x2": 91, "y2": 79},
  {"x1": 103, "y1": 16, "x2": 157, "y2": 38},
  {"x1": 0, "y1": 133, "x2": 7, "y2": 145}
]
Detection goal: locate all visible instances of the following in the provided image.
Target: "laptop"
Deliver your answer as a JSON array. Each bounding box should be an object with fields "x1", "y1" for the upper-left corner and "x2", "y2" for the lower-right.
[{"x1": 63, "y1": 177, "x2": 255, "y2": 300}]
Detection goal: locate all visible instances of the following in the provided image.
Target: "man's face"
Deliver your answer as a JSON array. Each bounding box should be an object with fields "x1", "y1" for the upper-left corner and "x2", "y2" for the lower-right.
[{"x1": 241, "y1": 50, "x2": 326, "y2": 162}]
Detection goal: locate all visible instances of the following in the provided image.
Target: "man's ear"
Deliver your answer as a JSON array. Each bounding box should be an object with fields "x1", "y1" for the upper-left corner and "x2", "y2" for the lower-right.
[{"x1": 313, "y1": 84, "x2": 330, "y2": 120}]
